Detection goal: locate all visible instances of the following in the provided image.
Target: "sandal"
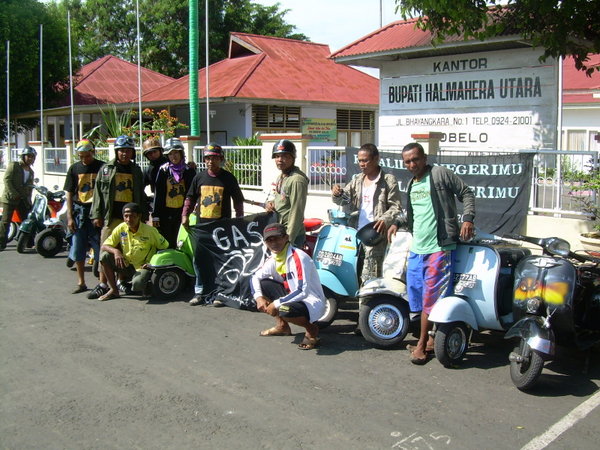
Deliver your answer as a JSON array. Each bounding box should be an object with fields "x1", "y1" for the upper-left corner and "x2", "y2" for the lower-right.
[
  {"x1": 406, "y1": 344, "x2": 434, "y2": 354},
  {"x1": 298, "y1": 337, "x2": 320, "y2": 350},
  {"x1": 71, "y1": 284, "x2": 88, "y2": 294},
  {"x1": 409, "y1": 349, "x2": 428, "y2": 365},
  {"x1": 259, "y1": 326, "x2": 292, "y2": 337},
  {"x1": 98, "y1": 291, "x2": 120, "y2": 302}
]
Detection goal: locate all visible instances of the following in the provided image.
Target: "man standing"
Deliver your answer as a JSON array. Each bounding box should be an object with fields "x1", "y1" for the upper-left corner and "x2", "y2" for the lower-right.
[
  {"x1": 97, "y1": 203, "x2": 168, "y2": 301},
  {"x1": 388, "y1": 143, "x2": 475, "y2": 365},
  {"x1": 88, "y1": 135, "x2": 146, "y2": 299},
  {"x1": 251, "y1": 223, "x2": 325, "y2": 350},
  {"x1": 182, "y1": 142, "x2": 244, "y2": 305},
  {"x1": 141, "y1": 137, "x2": 168, "y2": 194},
  {"x1": 0, "y1": 146, "x2": 36, "y2": 251},
  {"x1": 63, "y1": 139, "x2": 104, "y2": 293},
  {"x1": 265, "y1": 140, "x2": 308, "y2": 248},
  {"x1": 331, "y1": 143, "x2": 401, "y2": 282}
]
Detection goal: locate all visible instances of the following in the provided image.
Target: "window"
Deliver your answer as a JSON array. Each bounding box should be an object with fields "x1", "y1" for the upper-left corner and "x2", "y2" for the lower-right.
[
  {"x1": 252, "y1": 105, "x2": 300, "y2": 133},
  {"x1": 336, "y1": 109, "x2": 374, "y2": 146}
]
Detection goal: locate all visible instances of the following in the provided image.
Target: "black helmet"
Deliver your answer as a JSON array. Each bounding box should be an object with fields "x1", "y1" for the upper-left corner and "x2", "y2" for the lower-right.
[
  {"x1": 114, "y1": 135, "x2": 135, "y2": 150},
  {"x1": 164, "y1": 137, "x2": 185, "y2": 155},
  {"x1": 21, "y1": 146, "x2": 37, "y2": 157},
  {"x1": 272, "y1": 139, "x2": 296, "y2": 158},
  {"x1": 357, "y1": 221, "x2": 385, "y2": 247},
  {"x1": 203, "y1": 142, "x2": 224, "y2": 158}
]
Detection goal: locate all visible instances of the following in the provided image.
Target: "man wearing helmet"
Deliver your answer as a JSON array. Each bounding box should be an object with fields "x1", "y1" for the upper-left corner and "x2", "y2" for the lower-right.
[
  {"x1": 265, "y1": 139, "x2": 309, "y2": 248},
  {"x1": 182, "y1": 142, "x2": 244, "y2": 305},
  {"x1": 63, "y1": 139, "x2": 104, "y2": 293},
  {"x1": 152, "y1": 138, "x2": 196, "y2": 248},
  {"x1": 0, "y1": 146, "x2": 36, "y2": 251},
  {"x1": 88, "y1": 135, "x2": 146, "y2": 299}
]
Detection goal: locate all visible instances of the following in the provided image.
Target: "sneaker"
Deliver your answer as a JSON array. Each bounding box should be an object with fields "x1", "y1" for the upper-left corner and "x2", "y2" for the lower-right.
[
  {"x1": 189, "y1": 294, "x2": 203, "y2": 306},
  {"x1": 117, "y1": 280, "x2": 132, "y2": 295},
  {"x1": 212, "y1": 299, "x2": 225, "y2": 308},
  {"x1": 87, "y1": 284, "x2": 109, "y2": 299}
]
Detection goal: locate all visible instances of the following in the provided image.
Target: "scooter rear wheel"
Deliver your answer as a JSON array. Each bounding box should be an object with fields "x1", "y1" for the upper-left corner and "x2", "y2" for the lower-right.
[
  {"x1": 316, "y1": 288, "x2": 338, "y2": 329},
  {"x1": 434, "y1": 322, "x2": 470, "y2": 367},
  {"x1": 7, "y1": 222, "x2": 18, "y2": 243},
  {"x1": 151, "y1": 268, "x2": 185, "y2": 300},
  {"x1": 509, "y1": 338, "x2": 544, "y2": 391}
]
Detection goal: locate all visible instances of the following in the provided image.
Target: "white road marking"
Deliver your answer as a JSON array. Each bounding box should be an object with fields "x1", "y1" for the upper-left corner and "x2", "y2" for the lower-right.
[{"x1": 521, "y1": 390, "x2": 600, "y2": 450}]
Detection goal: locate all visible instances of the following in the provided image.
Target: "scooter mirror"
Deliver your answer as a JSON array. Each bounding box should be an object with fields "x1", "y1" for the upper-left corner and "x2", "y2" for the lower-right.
[
  {"x1": 34, "y1": 178, "x2": 39, "y2": 184},
  {"x1": 546, "y1": 237, "x2": 570, "y2": 257}
]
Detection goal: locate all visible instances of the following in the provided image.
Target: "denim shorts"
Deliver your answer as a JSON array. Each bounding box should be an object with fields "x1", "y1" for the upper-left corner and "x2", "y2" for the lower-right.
[{"x1": 69, "y1": 217, "x2": 100, "y2": 262}]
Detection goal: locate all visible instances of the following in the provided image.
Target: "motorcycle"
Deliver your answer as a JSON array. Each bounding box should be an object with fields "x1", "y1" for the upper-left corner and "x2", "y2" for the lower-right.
[
  {"x1": 16, "y1": 183, "x2": 67, "y2": 257},
  {"x1": 428, "y1": 231, "x2": 531, "y2": 366},
  {"x1": 504, "y1": 234, "x2": 600, "y2": 391},
  {"x1": 0, "y1": 207, "x2": 24, "y2": 243}
]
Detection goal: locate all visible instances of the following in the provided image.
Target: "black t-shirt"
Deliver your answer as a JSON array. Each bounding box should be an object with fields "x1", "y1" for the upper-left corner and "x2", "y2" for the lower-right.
[
  {"x1": 63, "y1": 159, "x2": 104, "y2": 207},
  {"x1": 186, "y1": 170, "x2": 244, "y2": 223},
  {"x1": 112, "y1": 163, "x2": 134, "y2": 219}
]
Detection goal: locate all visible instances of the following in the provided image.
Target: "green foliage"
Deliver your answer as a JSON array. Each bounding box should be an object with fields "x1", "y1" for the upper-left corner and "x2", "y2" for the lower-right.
[
  {"x1": 0, "y1": 0, "x2": 72, "y2": 138},
  {"x1": 139, "y1": 108, "x2": 188, "y2": 139},
  {"x1": 227, "y1": 132, "x2": 262, "y2": 186},
  {"x1": 397, "y1": 0, "x2": 600, "y2": 75},
  {"x1": 55, "y1": 0, "x2": 308, "y2": 79},
  {"x1": 571, "y1": 159, "x2": 600, "y2": 230},
  {"x1": 233, "y1": 132, "x2": 261, "y2": 146}
]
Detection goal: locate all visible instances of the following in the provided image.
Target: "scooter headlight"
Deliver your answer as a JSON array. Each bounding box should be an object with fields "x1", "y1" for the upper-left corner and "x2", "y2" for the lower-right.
[{"x1": 526, "y1": 297, "x2": 542, "y2": 314}]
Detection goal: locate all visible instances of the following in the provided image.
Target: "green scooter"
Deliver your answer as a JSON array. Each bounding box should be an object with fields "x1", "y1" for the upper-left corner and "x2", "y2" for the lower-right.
[{"x1": 147, "y1": 215, "x2": 197, "y2": 299}]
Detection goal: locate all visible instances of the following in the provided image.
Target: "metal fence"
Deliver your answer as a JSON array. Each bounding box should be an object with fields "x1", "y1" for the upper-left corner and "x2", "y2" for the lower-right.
[
  {"x1": 307, "y1": 146, "x2": 351, "y2": 193},
  {"x1": 43, "y1": 147, "x2": 68, "y2": 174},
  {"x1": 0, "y1": 147, "x2": 20, "y2": 170},
  {"x1": 194, "y1": 145, "x2": 262, "y2": 189}
]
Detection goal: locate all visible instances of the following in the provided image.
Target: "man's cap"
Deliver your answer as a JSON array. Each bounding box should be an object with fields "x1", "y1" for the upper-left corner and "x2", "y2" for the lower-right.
[
  {"x1": 122, "y1": 203, "x2": 141, "y2": 215},
  {"x1": 263, "y1": 223, "x2": 287, "y2": 240}
]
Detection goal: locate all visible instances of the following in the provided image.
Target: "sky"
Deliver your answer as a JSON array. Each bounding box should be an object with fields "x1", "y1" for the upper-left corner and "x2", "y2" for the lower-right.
[{"x1": 255, "y1": 0, "x2": 400, "y2": 53}]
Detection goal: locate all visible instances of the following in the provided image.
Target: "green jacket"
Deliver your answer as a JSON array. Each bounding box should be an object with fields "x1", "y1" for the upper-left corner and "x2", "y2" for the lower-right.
[
  {"x1": 90, "y1": 159, "x2": 145, "y2": 223},
  {"x1": 272, "y1": 166, "x2": 309, "y2": 245},
  {"x1": 1, "y1": 161, "x2": 34, "y2": 206}
]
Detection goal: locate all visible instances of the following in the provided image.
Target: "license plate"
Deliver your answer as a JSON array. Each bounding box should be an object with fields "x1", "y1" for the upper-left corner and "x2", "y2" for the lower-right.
[{"x1": 316, "y1": 250, "x2": 343, "y2": 267}]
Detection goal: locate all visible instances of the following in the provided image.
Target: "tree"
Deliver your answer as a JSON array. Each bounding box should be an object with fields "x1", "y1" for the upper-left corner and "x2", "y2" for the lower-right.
[
  {"x1": 397, "y1": 0, "x2": 600, "y2": 75},
  {"x1": 0, "y1": 0, "x2": 72, "y2": 139},
  {"x1": 54, "y1": 0, "x2": 308, "y2": 79}
]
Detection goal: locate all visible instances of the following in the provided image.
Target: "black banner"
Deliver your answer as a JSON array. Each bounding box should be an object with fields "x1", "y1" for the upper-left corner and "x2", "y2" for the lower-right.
[
  {"x1": 187, "y1": 212, "x2": 276, "y2": 309},
  {"x1": 346, "y1": 150, "x2": 534, "y2": 235}
]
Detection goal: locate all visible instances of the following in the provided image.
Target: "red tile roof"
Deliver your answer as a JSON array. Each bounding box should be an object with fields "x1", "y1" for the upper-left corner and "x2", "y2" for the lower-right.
[
  {"x1": 142, "y1": 33, "x2": 378, "y2": 106},
  {"x1": 60, "y1": 55, "x2": 174, "y2": 106},
  {"x1": 562, "y1": 54, "x2": 600, "y2": 104}
]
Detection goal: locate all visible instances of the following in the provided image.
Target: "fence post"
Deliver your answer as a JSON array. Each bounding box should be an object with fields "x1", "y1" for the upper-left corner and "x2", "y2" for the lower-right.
[
  {"x1": 180, "y1": 135, "x2": 202, "y2": 163},
  {"x1": 410, "y1": 132, "x2": 444, "y2": 156},
  {"x1": 65, "y1": 139, "x2": 74, "y2": 168}
]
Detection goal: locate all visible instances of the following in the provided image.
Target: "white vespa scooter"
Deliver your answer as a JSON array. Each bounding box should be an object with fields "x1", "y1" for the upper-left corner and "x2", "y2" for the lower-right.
[{"x1": 428, "y1": 231, "x2": 531, "y2": 367}]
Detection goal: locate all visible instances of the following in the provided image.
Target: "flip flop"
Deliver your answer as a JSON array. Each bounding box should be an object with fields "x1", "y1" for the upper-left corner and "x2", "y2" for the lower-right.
[
  {"x1": 298, "y1": 337, "x2": 320, "y2": 350},
  {"x1": 406, "y1": 344, "x2": 434, "y2": 354},
  {"x1": 259, "y1": 327, "x2": 292, "y2": 337},
  {"x1": 98, "y1": 291, "x2": 120, "y2": 302},
  {"x1": 409, "y1": 349, "x2": 428, "y2": 365}
]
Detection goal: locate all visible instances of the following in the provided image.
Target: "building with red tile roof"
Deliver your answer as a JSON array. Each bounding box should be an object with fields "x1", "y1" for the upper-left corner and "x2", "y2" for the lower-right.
[{"x1": 331, "y1": 19, "x2": 599, "y2": 151}]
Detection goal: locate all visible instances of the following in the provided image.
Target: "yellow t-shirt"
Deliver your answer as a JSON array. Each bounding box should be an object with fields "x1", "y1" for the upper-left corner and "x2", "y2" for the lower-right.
[{"x1": 103, "y1": 222, "x2": 169, "y2": 269}]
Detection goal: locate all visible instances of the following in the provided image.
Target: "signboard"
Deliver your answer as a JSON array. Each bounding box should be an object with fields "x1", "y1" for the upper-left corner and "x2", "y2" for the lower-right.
[
  {"x1": 301, "y1": 118, "x2": 337, "y2": 141},
  {"x1": 379, "y1": 48, "x2": 558, "y2": 150}
]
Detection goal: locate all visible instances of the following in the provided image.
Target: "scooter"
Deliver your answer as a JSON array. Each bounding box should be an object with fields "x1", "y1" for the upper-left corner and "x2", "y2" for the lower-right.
[
  {"x1": 16, "y1": 183, "x2": 67, "y2": 256},
  {"x1": 428, "y1": 231, "x2": 531, "y2": 366},
  {"x1": 504, "y1": 234, "x2": 600, "y2": 391},
  {"x1": 146, "y1": 216, "x2": 196, "y2": 299}
]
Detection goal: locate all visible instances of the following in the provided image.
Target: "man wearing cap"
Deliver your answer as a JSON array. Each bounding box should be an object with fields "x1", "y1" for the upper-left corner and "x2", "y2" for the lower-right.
[
  {"x1": 331, "y1": 143, "x2": 401, "y2": 283},
  {"x1": 265, "y1": 139, "x2": 309, "y2": 249},
  {"x1": 63, "y1": 139, "x2": 104, "y2": 293},
  {"x1": 89, "y1": 135, "x2": 146, "y2": 299},
  {"x1": 142, "y1": 137, "x2": 168, "y2": 193},
  {"x1": 182, "y1": 142, "x2": 244, "y2": 305},
  {"x1": 0, "y1": 146, "x2": 36, "y2": 251},
  {"x1": 97, "y1": 203, "x2": 168, "y2": 301},
  {"x1": 251, "y1": 223, "x2": 325, "y2": 349}
]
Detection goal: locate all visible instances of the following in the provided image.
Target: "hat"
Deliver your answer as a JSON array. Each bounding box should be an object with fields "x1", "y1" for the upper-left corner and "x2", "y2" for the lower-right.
[
  {"x1": 356, "y1": 221, "x2": 385, "y2": 247},
  {"x1": 203, "y1": 142, "x2": 223, "y2": 157},
  {"x1": 142, "y1": 137, "x2": 162, "y2": 155},
  {"x1": 76, "y1": 139, "x2": 95, "y2": 153},
  {"x1": 122, "y1": 202, "x2": 141, "y2": 215},
  {"x1": 263, "y1": 223, "x2": 287, "y2": 240}
]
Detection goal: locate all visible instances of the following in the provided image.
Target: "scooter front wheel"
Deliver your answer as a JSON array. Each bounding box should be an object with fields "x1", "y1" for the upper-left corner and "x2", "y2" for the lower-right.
[
  {"x1": 359, "y1": 296, "x2": 409, "y2": 348},
  {"x1": 316, "y1": 288, "x2": 338, "y2": 329},
  {"x1": 35, "y1": 228, "x2": 64, "y2": 257},
  {"x1": 434, "y1": 322, "x2": 470, "y2": 367},
  {"x1": 509, "y1": 338, "x2": 544, "y2": 391},
  {"x1": 151, "y1": 268, "x2": 185, "y2": 300},
  {"x1": 7, "y1": 222, "x2": 18, "y2": 243},
  {"x1": 17, "y1": 231, "x2": 31, "y2": 253}
]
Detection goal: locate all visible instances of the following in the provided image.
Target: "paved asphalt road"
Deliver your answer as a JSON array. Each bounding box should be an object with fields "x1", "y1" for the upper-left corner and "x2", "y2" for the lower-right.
[{"x1": 1, "y1": 241, "x2": 599, "y2": 449}]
